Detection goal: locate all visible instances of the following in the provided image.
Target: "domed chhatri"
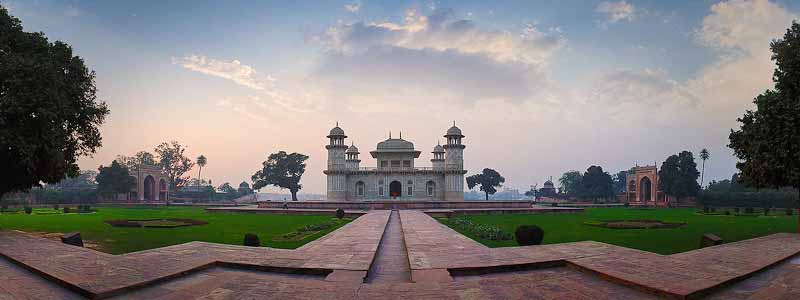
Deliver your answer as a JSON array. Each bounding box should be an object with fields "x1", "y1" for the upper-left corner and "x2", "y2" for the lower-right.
[{"x1": 324, "y1": 124, "x2": 467, "y2": 201}]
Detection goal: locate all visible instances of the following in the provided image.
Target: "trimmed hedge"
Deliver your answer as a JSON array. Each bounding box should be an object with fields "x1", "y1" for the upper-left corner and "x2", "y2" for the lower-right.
[
  {"x1": 335, "y1": 208, "x2": 345, "y2": 219},
  {"x1": 698, "y1": 190, "x2": 798, "y2": 208},
  {"x1": 243, "y1": 233, "x2": 260, "y2": 247},
  {"x1": 515, "y1": 225, "x2": 544, "y2": 246}
]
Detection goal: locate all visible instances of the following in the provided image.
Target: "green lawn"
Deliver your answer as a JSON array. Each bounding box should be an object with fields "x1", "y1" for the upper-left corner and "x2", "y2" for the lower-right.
[
  {"x1": 439, "y1": 208, "x2": 798, "y2": 254},
  {"x1": 0, "y1": 206, "x2": 351, "y2": 254}
]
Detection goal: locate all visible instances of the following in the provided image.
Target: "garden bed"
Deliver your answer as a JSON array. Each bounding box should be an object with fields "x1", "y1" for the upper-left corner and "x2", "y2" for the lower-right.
[
  {"x1": 104, "y1": 218, "x2": 208, "y2": 228},
  {"x1": 584, "y1": 219, "x2": 686, "y2": 229},
  {"x1": 271, "y1": 219, "x2": 345, "y2": 242}
]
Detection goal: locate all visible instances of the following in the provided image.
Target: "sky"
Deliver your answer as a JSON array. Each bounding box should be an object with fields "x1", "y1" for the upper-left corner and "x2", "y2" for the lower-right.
[{"x1": 3, "y1": 0, "x2": 799, "y2": 194}]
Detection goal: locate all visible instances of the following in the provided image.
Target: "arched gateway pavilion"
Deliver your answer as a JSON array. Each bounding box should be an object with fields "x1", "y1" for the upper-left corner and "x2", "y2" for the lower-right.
[
  {"x1": 324, "y1": 123, "x2": 467, "y2": 201},
  {"x1": 127, "y1": 164, "x2": 170, "y2": 202}
]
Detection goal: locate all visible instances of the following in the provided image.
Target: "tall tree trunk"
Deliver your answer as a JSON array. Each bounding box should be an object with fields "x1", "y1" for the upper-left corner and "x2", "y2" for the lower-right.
[
  {"x1": 700, "y1": 160, "x2": 706, "y2": 188},
  {"x1": 291, "y1": 189, "x2": 298, "y2": 201},
  {"x1": 485, "y1": 191, "x2": 489, "y2": 201},
  {"x1": 198, "y1": 167, "x2": 202, "y2": 184}
]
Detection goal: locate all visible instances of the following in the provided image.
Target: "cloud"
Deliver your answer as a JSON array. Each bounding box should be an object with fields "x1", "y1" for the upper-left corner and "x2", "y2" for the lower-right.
[
  {"x1": 344, "y1": 1, "x2": 361, "y2": 13},
  {"x1": 322, "y1": 9, "x2": 565, "y2": 65},
  {"x1": 589, "y1": 68, "x2": 698, "y2": 107},
  {"x1": 596, "y1": 1, "x2": 635, "y2": 25},
  {"x1": 172, "y1": 55, "x2": 273, "y2": 90},
  {"x1": 696, "y1": 0, "x2": 796, "y2": 54},
  {"x1": 315, "y1": 9, "x2": 565, "y2": 104}
]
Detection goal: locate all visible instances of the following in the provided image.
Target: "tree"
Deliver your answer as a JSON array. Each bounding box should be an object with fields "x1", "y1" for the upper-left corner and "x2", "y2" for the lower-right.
[
  {"x1": 96, "y1": 161, "x2": 135, "y2": 201},
  {"x1": 699, "y1": 148, "x2": 710, "y2": 188},
  {"x1": 0, "y1": 6, "x2": 110, "y2": 198},
  {"x1": 154, "y1": 141, "x2": 195, "y2": 189},
  {"x1": 196, "y1": 155, "x2": 207, "y2": 184},
  {"x1": 251, "y1": 151, "x2": 309, "y2": 201},
  {"x1": 238, "y1": 181, "x2": 252, "y2": 194},
  {"x1": 612, "y1": 170, "x2": 629, "y2": 194},
  {"x1": 217, "y1": 182, "x2": 236, "y2": 194},
  {"x1": 658, "y1": 151, "x2": 701, "y2": 203},
  {"x1": 579, "y1": 166, "x2": 615, "y2": 203},
  {"x1": 116, "y1": 151, "x2": 156, "y2": 171},
  {"x1": 558, "y1": 171, "x2": 583, "y2": 196},
  {"x1": 466, "y1": 168, "x2": 506, "y2": 201},
  {"x1": 47, "y1": 170, "x2": 98, "y2": 190},
  {"x1": 524, "y1": 184, "x2": 539, "y2": 199},
  {"x1": 729, "y1": 22, "x2": 800, "y2": 232}
]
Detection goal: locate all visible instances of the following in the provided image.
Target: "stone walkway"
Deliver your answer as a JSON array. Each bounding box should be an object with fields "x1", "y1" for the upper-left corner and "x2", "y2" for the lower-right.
[
  {"x1": 1, "y1": 209, "x2": 800, "y2": 299},
  {"x1": 366, "y1": 210, "x2": 411, "y2": 283}
]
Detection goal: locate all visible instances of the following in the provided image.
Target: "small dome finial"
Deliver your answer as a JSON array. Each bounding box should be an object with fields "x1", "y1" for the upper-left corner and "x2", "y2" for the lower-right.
[
  {"x1": 400, "y1": 131, "x2": 402, "y2": 139},
  {"x1": 336, "y1": 121, "x2": 339, "y2": 126},
  {"x1": 389, "y1": 131, "x2": 392, "y2": 139}
]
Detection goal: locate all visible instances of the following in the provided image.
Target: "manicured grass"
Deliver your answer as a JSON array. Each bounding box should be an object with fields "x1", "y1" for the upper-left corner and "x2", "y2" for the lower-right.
[
  {"x1": 0, "y1": 206, "x2": 351, "y2": 254},
  {"x1": 439, "y1": 208, "x2": 798, "y2": 254}
]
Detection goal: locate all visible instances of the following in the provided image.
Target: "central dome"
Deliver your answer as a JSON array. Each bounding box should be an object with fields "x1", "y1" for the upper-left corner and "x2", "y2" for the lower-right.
[{"x1": 376, "y1": 138, "x2": 414, "y2": 150}]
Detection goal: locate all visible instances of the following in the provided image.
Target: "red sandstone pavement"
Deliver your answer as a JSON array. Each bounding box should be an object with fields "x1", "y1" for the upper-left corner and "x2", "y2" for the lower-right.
[{"x1": 1, "y1": 209, "x2": 800, "y2": 299}]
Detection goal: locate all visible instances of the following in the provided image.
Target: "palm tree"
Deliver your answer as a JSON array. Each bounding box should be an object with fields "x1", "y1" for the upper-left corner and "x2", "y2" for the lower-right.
[
  {"x1": 196, "y1": 155, "x2": 207, "y2": 185},
  {"x1": 699, "y1": 148, "x2": 710, "y2": 188}
]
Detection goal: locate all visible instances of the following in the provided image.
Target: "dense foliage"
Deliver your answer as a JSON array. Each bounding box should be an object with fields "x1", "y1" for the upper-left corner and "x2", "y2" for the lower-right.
[
  {"x1": 243, "y1": 233, "x2": 261, "y2": 247},
  {"x1": 155, "y1": 141, "x2": 195, "y2": 188},
  {"x1": 698, "y1": 190, "x2": 798, "y2": 209},
  {"x1": 579, "y1": 166, "x2": 615, "y2": 202},
  {"x1": 514, "y1": 225, "x2": 544, "y2": 246},
  {"x1": 252, "y1": 151, "x2": 309, "y2": 201},
  {"x1": 658, "y1": 151, "x2": 701, "y2": 202},
  {"x1": 466, "y1": 168, "x2": 506, "y2": 201},
  {"x1": 729, "y1": 23, "x2": 800, "y2": 208},
  {"x1": 0, "y1": 6, "x2": 109, "y2": 198},
  {"x1": 96, "y1": 161, "x2": 136, "y2": 200}
]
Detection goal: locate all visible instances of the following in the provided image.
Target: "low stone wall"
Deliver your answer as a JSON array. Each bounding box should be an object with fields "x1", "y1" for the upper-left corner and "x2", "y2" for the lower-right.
[{"x1": 257, "y1": 200, "x2": 534, "y2": 210}]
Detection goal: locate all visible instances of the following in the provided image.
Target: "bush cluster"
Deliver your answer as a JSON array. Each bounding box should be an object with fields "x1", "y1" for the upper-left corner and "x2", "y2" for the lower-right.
[
  {"x1": 449, "y1": 216, "x2": 513, "y2": 241},
  {"x1": 515, "y1": 225, "x2": 545, "y2": 246},
  {"x1": 24, "y1": 206, "x2": 32, "y2": 214},
  {"x1": 243, "y1": 233, "x2": 260, "y2": 247},
  {"x1": 335, "y1": 208, "x2": 345, "y2": 219},
  {"x1": 698, "y1": 190, "x2": 797, "y2": 208}
]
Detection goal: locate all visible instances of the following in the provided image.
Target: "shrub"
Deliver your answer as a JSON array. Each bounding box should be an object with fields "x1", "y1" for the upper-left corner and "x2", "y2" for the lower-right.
[
  {"x1": 243, "y1": 233, "x2": 260, "y2": 247},
  {"x1": 764, "y1": 208, "x2": 771, "y2": 216},
  {"x1": 734, "y1": 207, "x2": 740, "y2": 213},
  {"x1": 624, "y1": 203, "x2": 630, "y2": 207},
  {"x1": 787, "y1": 208, "x2": 794, "y2": 215},
  {"x1": 335, "y1": 208, "x2": 345, "y2": 219},
  {"x1": 703, "y1": 207, "x2": 710, "y2": 213},
  {"x1": 745, "y1": 207, "x2": 754, "y2": 214},
  {"x1": 63, "y1": 207, "x2": 71, "y2": 213},
  {"x1": 724, "y1": 211, "x2": 730, "y2": 215},
  {"x1": 24, "y1": 207, "x2": 32, "y2": 214},
  {"x1": 515, "y1": 225, "x2": 544, "y2": 246},
  {"x1": 53, "y1": 204, "x2": 60, "y2": 210}
]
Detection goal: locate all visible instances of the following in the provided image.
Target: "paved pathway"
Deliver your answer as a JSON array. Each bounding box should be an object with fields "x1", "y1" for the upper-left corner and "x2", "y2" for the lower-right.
[
  {"x1": 366, "y1": 210, "x2": 411, "y2": 283},
  {"x1": 1, "y1": 209, "x2": 800, "y2": 299}
]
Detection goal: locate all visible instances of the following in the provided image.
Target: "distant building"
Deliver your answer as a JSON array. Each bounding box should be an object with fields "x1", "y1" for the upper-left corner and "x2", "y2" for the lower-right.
[
  {"x1": 324, "y1": 123, "x2": 466, "y2": 201},
  {"x1": 623, "y1": 165, "x2": 693, "y2": 207},
  {"x1": 539, "y1": 178, "x2": 557, "y2": 197}
]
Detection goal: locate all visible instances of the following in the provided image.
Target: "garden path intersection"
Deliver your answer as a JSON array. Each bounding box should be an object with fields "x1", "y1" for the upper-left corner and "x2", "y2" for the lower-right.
[{"x1": 0, "y1": 210, "x2": 799, "y2": 299}]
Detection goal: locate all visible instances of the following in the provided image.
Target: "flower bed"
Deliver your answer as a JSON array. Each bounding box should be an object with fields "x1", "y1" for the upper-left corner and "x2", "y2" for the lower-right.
[
  {"x1": 272, "y1": 219, "x2": 342, "y2": 241},
  {"x1": 448, "y1": 216, "x2": 513, "y2": 241}
]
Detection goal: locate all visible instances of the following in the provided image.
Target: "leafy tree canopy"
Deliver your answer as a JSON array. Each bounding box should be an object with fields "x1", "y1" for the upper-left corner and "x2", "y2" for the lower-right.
[
  {"x1": 155, "y1": 141, "x2": 195, "y2": 188},
  {"x1": 0, "y1": 6, "x2": 109, "y2": 197},
  {"x1": 251, "y1": 151, "x2": 309, "y2": 201},
  {"x1": 658, "y1": 151, "x2": 701, "y2": 201},
  {"x1": 729, "y1": 22, "x2": 800, "y2": 195},
  {"x1": 466, "y1": 168, "x2": 505, "y2": 200},
  {"x1": 579, "y1": 166, "x2": 615, "y2": 202},
  {"x1": 96, "y1": 161, "x2": 135, "y2": 200},
  {"x1": 217, "y1": 182, "x2": 236, "y2": 194},
  {"x1": 558, "y1": 171, "x2": 583, "y2": 196},
  {"x1": 116, "y1": 151, "x2": 156, "y2": 171}
]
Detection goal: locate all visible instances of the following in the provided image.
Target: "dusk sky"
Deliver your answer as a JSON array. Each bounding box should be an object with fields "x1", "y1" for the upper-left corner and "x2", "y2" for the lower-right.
[{"x1": 4, "y1": 0, "x2": 799, "y2": 194}]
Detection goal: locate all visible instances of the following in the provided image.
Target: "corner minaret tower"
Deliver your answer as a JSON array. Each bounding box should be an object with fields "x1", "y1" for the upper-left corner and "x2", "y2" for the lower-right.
[
  {"x1": 325, "y1": 123, "x2": 348, "y2": 200},
  {"x1": 443, "y1": 122, "x2": 466, "y2": 201},
  {"x1": 431, "y1": 142, "x2": 445, "y2": 170},
  {"x1": 346, "y1": 143, "x2": 361, "y2": 169}
]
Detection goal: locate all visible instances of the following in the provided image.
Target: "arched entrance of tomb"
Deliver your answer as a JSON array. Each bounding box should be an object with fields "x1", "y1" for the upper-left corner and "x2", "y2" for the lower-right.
[
  {"x1": 640, "y1": 177, "x2": 652, "y2": 202},
  {"x1": 144, "y1": 175, "x2": 156, "y2": 201},
  {"x1": 389, "y1": 181, "x2": 402, "y2": 198}
]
